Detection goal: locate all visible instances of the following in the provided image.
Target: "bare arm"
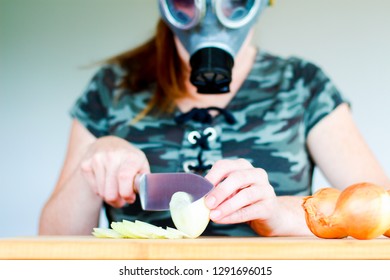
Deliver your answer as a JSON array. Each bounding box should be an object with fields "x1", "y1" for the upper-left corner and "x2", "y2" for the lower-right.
[
  {"x1": 39, "y1": 119, "x2": 101, "y2": 235},
  {"x1": 261, "y1": 104, "x2": 389, "y2": 236},
  {"x1": 205, "y1": 103, "x2": 389, "y2": 237},
  {"x1": 307, "y1": 103, "x2": 390, "y2": 190},
  {"x1": 39, "y1": 119, "x2": 150, "y2": 235}
]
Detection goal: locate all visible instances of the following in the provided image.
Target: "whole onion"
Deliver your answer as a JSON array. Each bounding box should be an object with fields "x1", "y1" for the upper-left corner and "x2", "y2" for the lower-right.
[{"x1": 302, "y1": 183, "x2": 390, "y2": 240}]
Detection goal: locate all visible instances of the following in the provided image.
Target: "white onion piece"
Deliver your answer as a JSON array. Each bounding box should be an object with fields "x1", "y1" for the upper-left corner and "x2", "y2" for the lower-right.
[
  {"x1": 92, "y1": 220, "x2": 192, "y2": 239},
  {"x1": 169, "y1": 191, "x2": 210, "y2": 238},
  {"x1": 92, "y1": 228, "x2": 123, "y2": 238}
]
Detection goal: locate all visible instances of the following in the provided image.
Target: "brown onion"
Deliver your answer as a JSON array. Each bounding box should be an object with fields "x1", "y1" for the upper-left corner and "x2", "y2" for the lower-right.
[
  {"x1": 384, "y1": 190, "x2": 390, "y2": 238},
  {"x1": 302, "y1": 183, "x2": 390, "y2": 240},
  {"x1": 302, "y1": 188, "x2": 347, "y2": 238}
]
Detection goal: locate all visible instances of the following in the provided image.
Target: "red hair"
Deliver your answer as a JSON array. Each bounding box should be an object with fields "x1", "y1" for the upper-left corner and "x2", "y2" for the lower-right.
[{"x1": 107, "y1": 19, "x2": 187, "y2": 118}]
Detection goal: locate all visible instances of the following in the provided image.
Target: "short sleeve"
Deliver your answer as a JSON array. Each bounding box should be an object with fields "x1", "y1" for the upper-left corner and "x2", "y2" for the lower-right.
[
  {"x1": 70, "y1": 66, "x2": 118, "y2": 137},
  {"x1": 300, "y1": 61, "x2": 348, "y2": 136}
]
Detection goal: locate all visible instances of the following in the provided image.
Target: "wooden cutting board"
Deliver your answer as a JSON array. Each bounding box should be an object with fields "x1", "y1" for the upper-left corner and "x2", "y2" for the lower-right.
[{"x1": 1, "y1": 236, "x2": 390, "y2": 260}]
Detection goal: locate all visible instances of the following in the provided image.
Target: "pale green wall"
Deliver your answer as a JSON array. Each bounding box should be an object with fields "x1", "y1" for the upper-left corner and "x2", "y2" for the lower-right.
[{"x1": 1, "y1": 0, "x2": 389, "y2": 237}]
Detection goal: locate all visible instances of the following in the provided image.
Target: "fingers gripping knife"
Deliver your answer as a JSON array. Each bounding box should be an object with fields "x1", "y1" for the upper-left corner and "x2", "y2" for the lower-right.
[{"x1": 133, "y1": 173, "x2": 213, "y2": 211}]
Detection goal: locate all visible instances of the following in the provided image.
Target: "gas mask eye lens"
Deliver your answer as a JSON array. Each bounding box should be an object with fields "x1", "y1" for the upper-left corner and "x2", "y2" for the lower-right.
[
  {"x1": 222, "y1": 0, "x2": 253, "y2": 20},
  {"x1": 162, "y1": 0, "x2": 202, "y2": 29},
  {"x1": 216, "y1": 0, "x2": 260, "y2": 29}
]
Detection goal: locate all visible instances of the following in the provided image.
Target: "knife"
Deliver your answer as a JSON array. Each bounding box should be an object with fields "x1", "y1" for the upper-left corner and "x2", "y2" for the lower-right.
[{"x1": 133, "y1": 173, "x2": 214, "y2": 211}]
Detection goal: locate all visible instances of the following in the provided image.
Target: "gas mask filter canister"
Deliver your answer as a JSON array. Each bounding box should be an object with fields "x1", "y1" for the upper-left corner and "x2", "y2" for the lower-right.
[{"x1": 159, "y1": 0, "x2": 269, "y2": 94}]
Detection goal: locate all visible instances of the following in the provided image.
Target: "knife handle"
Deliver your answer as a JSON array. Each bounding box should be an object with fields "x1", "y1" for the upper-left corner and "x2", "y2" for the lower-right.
[{"x1": 133, "y1": 173, "x2": 144, "y2": 194}]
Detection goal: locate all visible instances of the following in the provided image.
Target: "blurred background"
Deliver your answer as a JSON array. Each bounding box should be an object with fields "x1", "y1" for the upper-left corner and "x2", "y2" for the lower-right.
[{"x1": 1, "y1": 0, "x2": 389, "y2": 238}]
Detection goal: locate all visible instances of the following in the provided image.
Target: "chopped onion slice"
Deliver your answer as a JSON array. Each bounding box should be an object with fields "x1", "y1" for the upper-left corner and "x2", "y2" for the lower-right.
[
  {"x1": 92, "y1": 228, "x2": 123, "y2": 239},
  {"x1": 92, "y1": 220, "x2": 192, "y2": 239}
]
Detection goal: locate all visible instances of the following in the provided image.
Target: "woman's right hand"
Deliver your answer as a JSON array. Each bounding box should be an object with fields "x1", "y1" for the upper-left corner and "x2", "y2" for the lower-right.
[{"x1": 80, "y1": 136, "x2": 150, "y2": 208}]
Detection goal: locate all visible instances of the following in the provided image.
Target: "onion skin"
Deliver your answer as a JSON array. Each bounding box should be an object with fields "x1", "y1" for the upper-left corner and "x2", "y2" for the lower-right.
[
  {"x1": 384, "y1": 190, "x2": 390, "y2": 238},
  {"x1": 302, "y1": 183, "x2": 390, "y2": 240},
  {"x1": 331, "y1": 183, "x2": 390, "y2": 239},
  {"x1": 302, "y1": 188, "x2": 347, "y2": 239}
]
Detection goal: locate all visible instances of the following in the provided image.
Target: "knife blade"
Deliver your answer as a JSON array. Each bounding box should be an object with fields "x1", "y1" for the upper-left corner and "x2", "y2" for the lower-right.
[{"x1": 133, "y1": 173, "x2": 214, "y2": 211}]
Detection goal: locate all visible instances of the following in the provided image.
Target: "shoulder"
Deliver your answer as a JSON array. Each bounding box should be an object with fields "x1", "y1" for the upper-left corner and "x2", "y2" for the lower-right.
[
  {"x1": 89, "y1": 64, "x2": 127, "y2": 91},
  {"x1": 72, "y1": 64, "x2": 128, "y2": 117},
  {"x1": 82, "y1": 63, "x2": 138, "y2": 107},
  {"x1": 250, "y1": 51, "x2": 328, "y2": 89}
]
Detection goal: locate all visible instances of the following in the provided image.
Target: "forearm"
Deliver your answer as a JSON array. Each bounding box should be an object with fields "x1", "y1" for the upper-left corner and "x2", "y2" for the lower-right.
[
  {"x1": 249, "y1": 196, "x2": 313, "y2": 237},
  {"x1": 39, "y1": 167, "x2": 102, "y2": 235}
]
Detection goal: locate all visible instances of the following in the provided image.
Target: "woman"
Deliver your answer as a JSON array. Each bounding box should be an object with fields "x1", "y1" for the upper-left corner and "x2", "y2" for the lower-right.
[{"x1": 39, "y1": 0, "x2": 389, "y2": 236}]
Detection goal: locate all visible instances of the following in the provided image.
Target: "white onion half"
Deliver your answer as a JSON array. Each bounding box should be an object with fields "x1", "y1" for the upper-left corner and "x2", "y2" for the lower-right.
[{"x1": 169, "y1": 191, "x2": 210, "y2": 238}]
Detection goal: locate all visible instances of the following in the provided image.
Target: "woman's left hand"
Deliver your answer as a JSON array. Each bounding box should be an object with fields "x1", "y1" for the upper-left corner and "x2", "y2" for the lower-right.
[{"x1": 204, "y1": 159, "x2": 279, "y2": 226}]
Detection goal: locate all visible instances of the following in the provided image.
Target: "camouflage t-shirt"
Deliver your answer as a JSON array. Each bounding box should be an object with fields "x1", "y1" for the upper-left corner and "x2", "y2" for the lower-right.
[{"x1": 70, "y1": 50, "x2": 346, "y2": 236}]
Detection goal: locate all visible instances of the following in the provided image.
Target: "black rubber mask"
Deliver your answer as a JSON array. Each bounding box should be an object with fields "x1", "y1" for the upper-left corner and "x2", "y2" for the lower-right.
[{"x1": 189, "y1": 47, "x2": 234, "y2": 94}]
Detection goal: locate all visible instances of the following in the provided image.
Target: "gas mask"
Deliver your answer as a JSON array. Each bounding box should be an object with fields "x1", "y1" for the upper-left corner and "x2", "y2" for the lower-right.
[{"x1": 159, "y1": 0, "x2": 270, "y2": 94}]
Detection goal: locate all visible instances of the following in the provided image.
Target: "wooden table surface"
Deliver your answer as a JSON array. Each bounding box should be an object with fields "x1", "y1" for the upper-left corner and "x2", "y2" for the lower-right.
[{"x1": 1, "y1": 236, "x2": 389, "y2": 260}]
